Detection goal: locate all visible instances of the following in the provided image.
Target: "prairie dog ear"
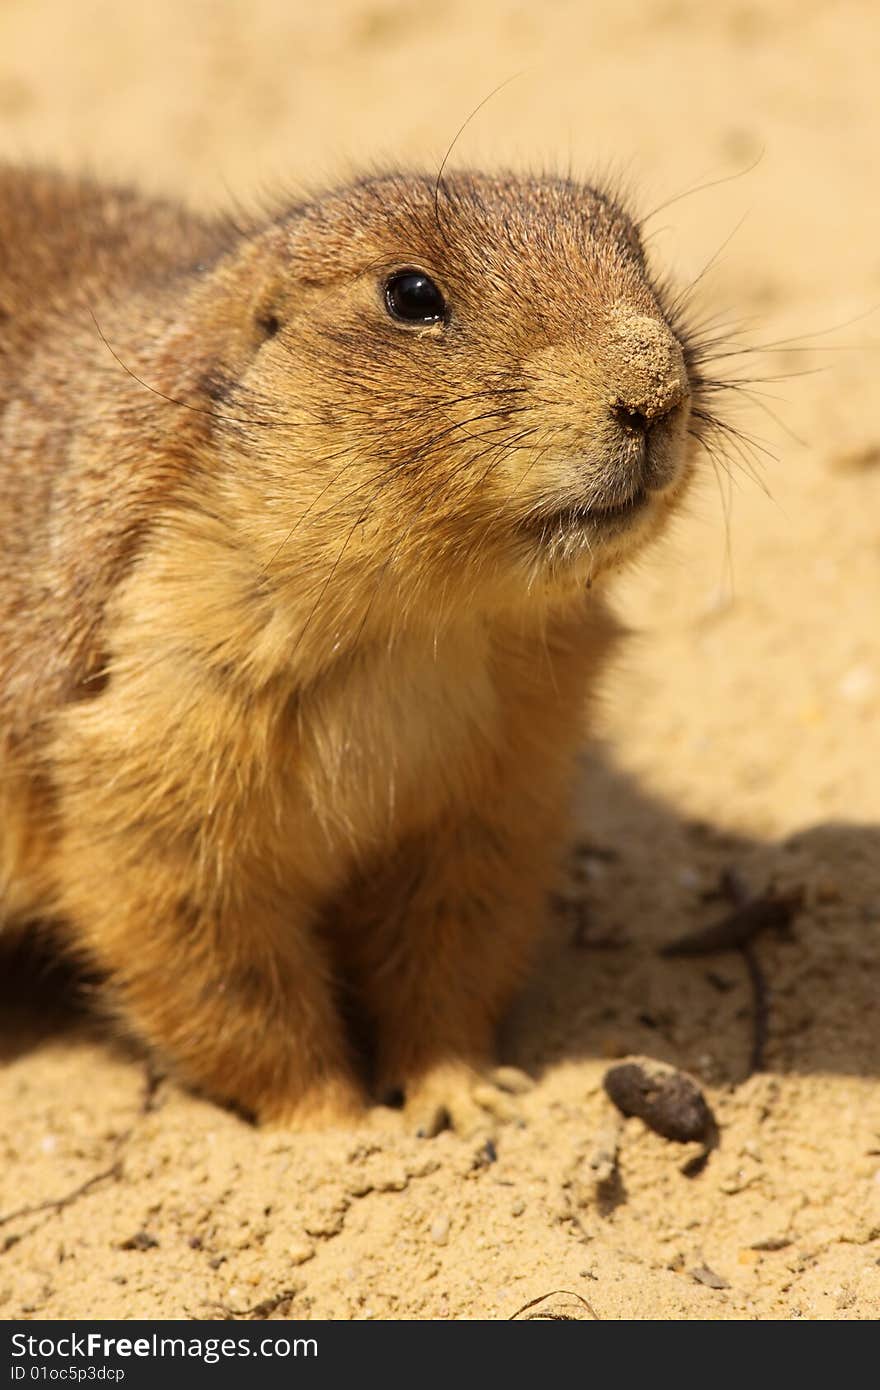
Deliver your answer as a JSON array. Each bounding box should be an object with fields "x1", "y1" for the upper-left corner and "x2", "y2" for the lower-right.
[
  {"x1": 199, "y1": 228, "x2": 290, "y2": 353},
  {"x1": 149, "y1": 230, "x2": 290, "y2": 402}
]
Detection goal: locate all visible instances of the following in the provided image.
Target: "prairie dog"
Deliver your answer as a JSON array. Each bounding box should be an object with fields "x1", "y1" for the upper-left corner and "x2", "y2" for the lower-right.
[{"x1": 0, "y1": 167, "x2": 705, "y2": 1133}]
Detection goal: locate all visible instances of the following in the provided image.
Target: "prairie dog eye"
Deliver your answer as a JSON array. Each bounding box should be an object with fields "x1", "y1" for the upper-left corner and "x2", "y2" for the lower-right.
[{"x1": 384, "y1": 269, "x2": 447, "y2": 325}]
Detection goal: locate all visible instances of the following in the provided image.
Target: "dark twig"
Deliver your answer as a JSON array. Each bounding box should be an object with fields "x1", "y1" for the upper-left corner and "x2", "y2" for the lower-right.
[
  {"x1": 0, "y1": 1161, "x2": 122, "y2": 1230},
  {"x1": 210, "y1": 1287, "x2": 299, "y2": 1320},
  {"x1": 661, "y1": 878, "x2": 804, "y2": 1080},
  {"x1": 741, "y1": 942, "x2": 769, "y2": 1076},
  {"x1": 660, "y1": 886, "x2": 803, "y2": 957},
  {"x1": 509, "y1": 1289, "x2": 600, "y2": 1320}
]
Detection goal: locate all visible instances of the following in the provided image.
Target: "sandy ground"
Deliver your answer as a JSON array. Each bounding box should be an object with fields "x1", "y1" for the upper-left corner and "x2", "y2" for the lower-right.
[{"x1": 1, "y1": 0, "x2": 879, "y2": 1321}]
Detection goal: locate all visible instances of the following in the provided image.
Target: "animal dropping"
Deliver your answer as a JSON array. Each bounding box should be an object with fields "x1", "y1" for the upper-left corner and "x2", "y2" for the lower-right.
[{"x1": 603, "y1": 1057, "x2": 715, "y2": 1143}]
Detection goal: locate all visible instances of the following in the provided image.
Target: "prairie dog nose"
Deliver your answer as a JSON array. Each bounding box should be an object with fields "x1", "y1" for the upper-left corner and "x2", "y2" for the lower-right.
[
  {"x1": 611, "y1": 396, "x2": 679, "y2": 435},
  {"x1": 605, "y1": 308, "x2": 688, "y2": 429}
]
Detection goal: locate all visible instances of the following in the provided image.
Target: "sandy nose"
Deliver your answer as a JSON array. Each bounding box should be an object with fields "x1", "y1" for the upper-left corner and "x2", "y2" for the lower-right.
[{"x1": 605, "y1": 309, "x2": 688, "y2": 427}]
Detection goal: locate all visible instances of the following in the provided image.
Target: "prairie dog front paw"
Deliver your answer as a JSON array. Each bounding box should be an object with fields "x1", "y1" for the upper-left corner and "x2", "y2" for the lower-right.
[{"x1": 403, "y1": 1062, "x2": 533, "y2": 1138}]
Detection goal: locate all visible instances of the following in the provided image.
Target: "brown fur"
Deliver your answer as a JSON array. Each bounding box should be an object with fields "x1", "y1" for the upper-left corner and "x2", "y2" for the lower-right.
[{"x1": 0, "y1": 166, "x2": 700, "y2": 1132}]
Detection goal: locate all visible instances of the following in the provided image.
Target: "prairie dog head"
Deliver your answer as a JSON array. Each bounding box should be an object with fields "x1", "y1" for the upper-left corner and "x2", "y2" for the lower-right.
[{"x1": 182, "y1": 172, "x2": 704, "y2": 638}]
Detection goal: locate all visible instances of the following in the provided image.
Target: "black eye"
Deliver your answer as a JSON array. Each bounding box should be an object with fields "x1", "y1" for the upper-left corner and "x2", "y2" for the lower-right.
[{"x1": 384, "y1": 269, "x2": 447, "y2": 324}]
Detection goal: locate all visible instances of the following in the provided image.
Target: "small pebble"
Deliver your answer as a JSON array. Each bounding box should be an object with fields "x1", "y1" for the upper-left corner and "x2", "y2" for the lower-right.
[
  {"x1": 749, "y1": 1234, "x2": 791, "y2": 1252},
  {"x1": 287, "y1": 1240, "x2": 316, "y2": 1266},
  {"x1": 430, "y1": 1215, "x2": 450, "y2": 1245},
  {"x1": 119, "y1": 1230, "x2": 159, "y2": 1252},
  {"x1": 691, "y1": 1264, "x2": 730, "y2": 1290},
  {"x1": 588, "y1": 1119, "x2": 621, "y2": 1183}
]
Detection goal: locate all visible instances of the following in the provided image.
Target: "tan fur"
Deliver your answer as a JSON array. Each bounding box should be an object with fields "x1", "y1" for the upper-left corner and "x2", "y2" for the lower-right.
[{"x1": 0, "y1": 166, "x2": 700, "y2": 1131}]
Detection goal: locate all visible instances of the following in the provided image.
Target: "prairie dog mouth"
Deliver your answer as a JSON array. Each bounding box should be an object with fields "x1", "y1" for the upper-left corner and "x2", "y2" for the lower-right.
[
  {"x1": 521, "y1": 486, "x2": 652, "y2": 536},
  {"x1": 584, "y1": 487, "x2": 649, "y2": 522}
]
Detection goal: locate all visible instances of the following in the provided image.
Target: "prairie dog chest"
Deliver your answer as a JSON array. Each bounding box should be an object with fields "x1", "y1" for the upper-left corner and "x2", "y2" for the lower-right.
[{"x1": 297, "y1": 622, "x2": 501, "y2": 849}]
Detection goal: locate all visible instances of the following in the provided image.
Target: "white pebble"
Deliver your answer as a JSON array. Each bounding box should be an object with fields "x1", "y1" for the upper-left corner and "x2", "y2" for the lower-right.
[{"x1": 430, "y1": 1215, "x2": 450, "y2": 1245}]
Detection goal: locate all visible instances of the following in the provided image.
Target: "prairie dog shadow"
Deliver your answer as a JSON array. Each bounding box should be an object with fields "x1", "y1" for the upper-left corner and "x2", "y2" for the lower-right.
[{"x1": 505, "y1": 751, "x2": 880, "y2": 1084}]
